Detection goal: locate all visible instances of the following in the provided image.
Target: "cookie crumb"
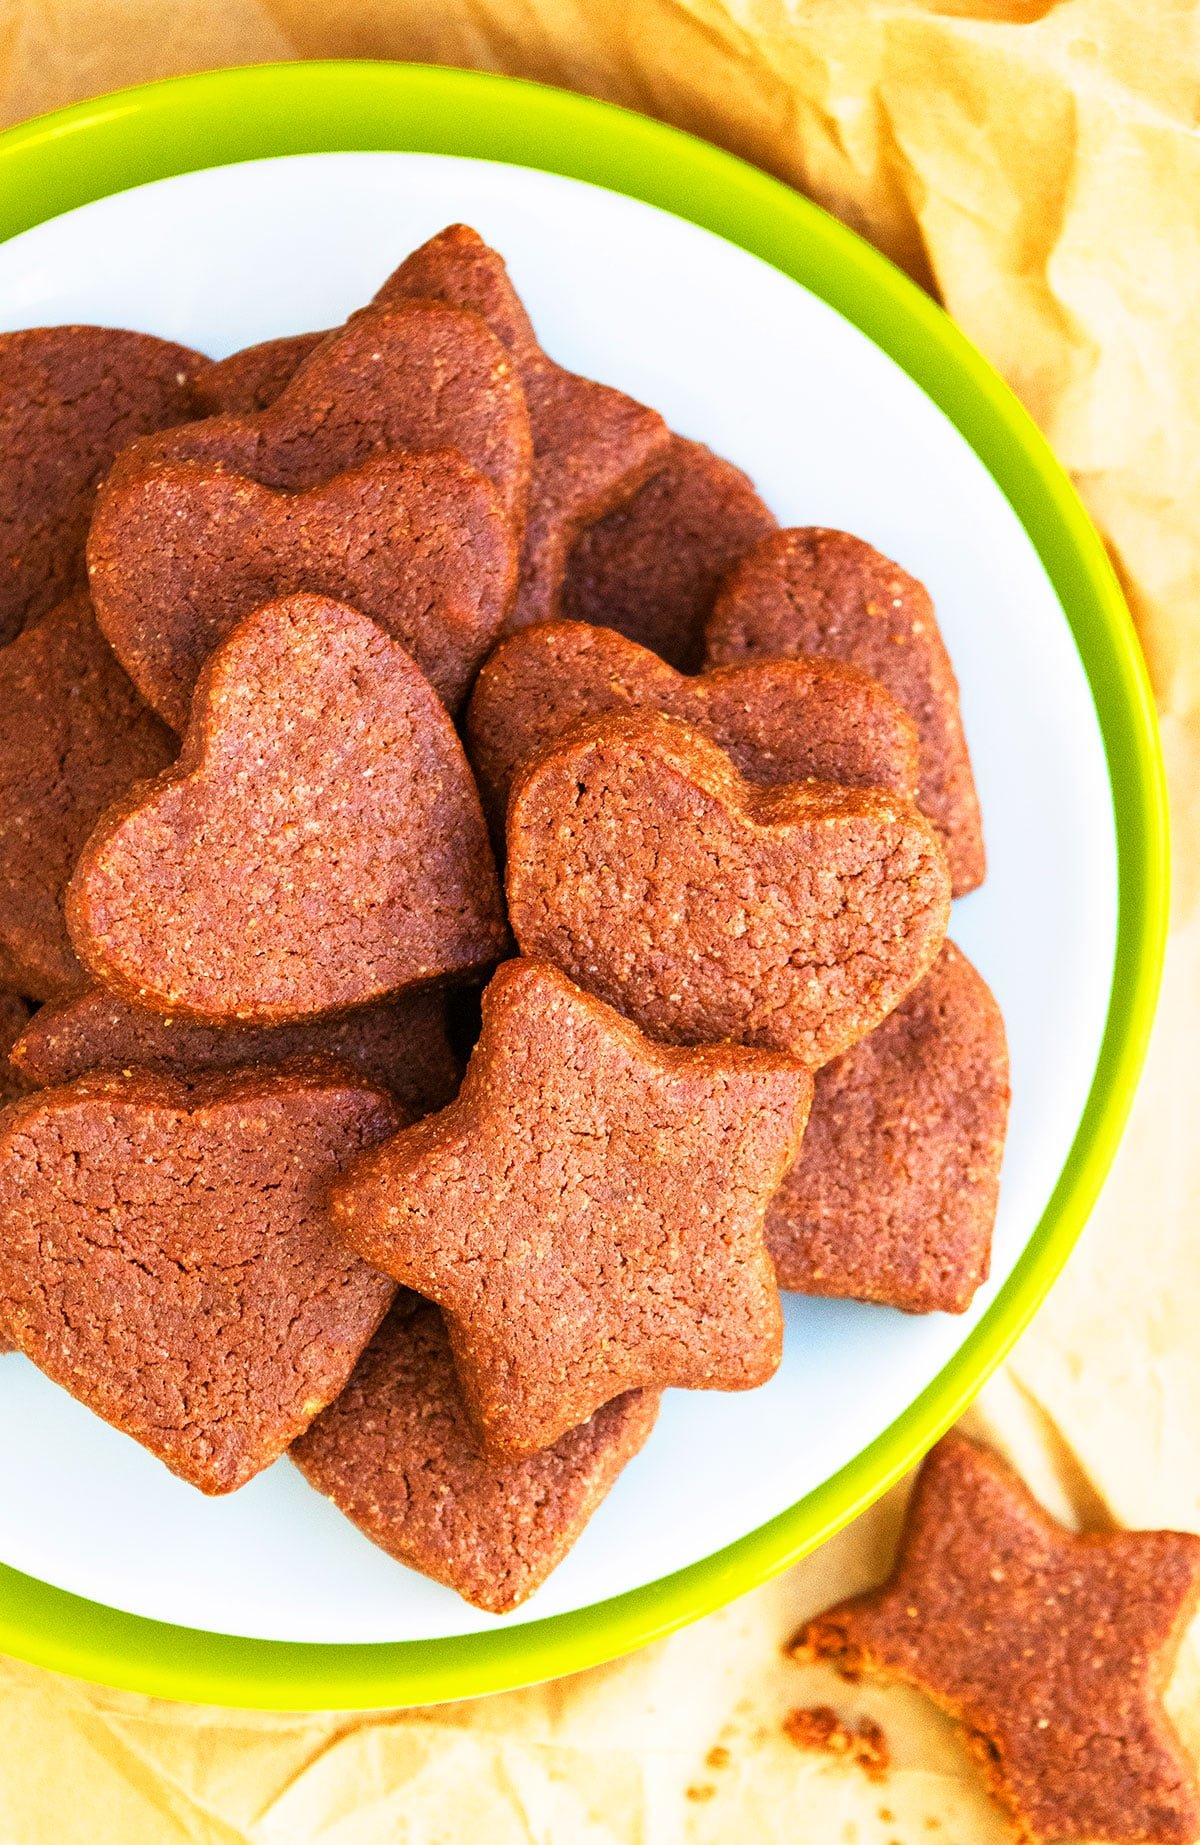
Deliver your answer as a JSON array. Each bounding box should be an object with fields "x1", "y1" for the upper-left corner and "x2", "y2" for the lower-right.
[
  {"x1": 705, "y1": 1745, "x2": 731, "y2": 1770},
  {"x1": 782, "y1": 1705, "x2": 890, "y2": 1781}
]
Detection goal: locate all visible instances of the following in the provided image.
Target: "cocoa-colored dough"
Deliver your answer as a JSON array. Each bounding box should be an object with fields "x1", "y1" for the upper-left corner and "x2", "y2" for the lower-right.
[
  {"x1": 465, "y1": 618, "x2": 920, "y2": 838},
  {"x1": 0, "y1": 994, "x2": 33, "y2": 1107},
  {"x1": 191, "y1": 224, "x2": 670, "y2": 629},
  {"x1": 292, "y1": 1297, "x2": 660, "y2": 1612},
  {"x1": 67, "y1": 594, "x2": 508, "y2": 1024},
  {"x1": 89, "y1": 453, "x2": 516, "y2": 727},
  {"x1": 768, "y1": 942, "x2": 1009, "y2": 1313},
  {"x1": 190, "y1": 333, "x2": 325, "y2": 415},
  {"x1": 331, "y1": 958, "x2": 811, "y2": 1460},
  {"x1": 119, "y1": 300, "x2": 532, "y2": 533},
  {"x1": 506, "y1": 712, "x2": 951, "y2": 1068},
  {"x1": 0, "y1": 594, "x2": 176, "y2": 1002},
  {"x1": 561, "y1": 435, "x2": 778, "y2": 670},
  {"x1": 10, "y1": 984, "x2": 458, "y2": 1119},
  {"x1": 706, "y1": 527, "x2": 985, "y2": 895},
  {"x1": 795, "y1": 1432, "x2": 1200, "y2": 1845},
  {"x1": 0, "y1": 326, "x2": 202, "y2": 643},
  {"x1": 0, "y1": 1064, "x2": 401, "y2": 1492}
]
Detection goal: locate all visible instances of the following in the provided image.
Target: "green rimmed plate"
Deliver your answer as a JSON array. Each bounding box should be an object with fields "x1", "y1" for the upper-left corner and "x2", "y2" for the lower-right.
[{"x1": 0, "y1": 62, "x2": 1166, "y2": 1709}]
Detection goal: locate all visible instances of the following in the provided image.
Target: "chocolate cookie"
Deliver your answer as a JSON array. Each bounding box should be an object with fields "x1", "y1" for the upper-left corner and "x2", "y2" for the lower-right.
[
  {"x1": 506, "y1": 713, "x2": 951, "y2": 1067},
  {"x1": 190, "y1": 333, "x2": 325, "y2": 415},
  {"x1": 10, "y1": 984, "x2": 458, "y2": 1119},
  {"x1": 331, "y1": 958, "x2": 811, "y2": 1459},
  {"x1": 292, "y1": 1298, "x2": 660, "y2": 1612},
  {"x1": 0, "y1": 1065, "x2": 400, "y2": 1492},
  {"x1": 0, "y1": 994, "x2": 33, "y2": 1107},
  {"x1": 0, "y1": 326, "x2": 202, "y2": 643},
  {"x1": 706, "y1": 528, "x2": 985, "y2": 895},
  {"x1": 89, "y1": 452, "x2": 516, "y2": 727},
  {"x1": 68, "y1": 594, "x2": 508, "y2": 1024},
  {"x1": 465, "y1": 619, "x2": 920, "y2": 837},
  {"x1": 192, "y1": 224, "x2": 670, "y2": 629},
  {"x1": 119, "y1": 300, "x2": 532, "y2": 532},
  {"x1": 796, "y1": 1432, "x2": 1200, "y2": 1845},
  {"x1": 768, "y1": 943, "x2": 1009, "y2": 1313},
  {"x1": 0, "y1": 594, "x2": 176, "y2": 1001},
  {"x1": 561, "y1": 435, "x2": 777, "y2": 669}
]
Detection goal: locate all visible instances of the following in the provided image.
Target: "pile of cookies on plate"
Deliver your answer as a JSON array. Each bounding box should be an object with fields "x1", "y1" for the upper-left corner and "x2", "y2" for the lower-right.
[{"x1": 0, "y1": 223, "x2": 1009, "y2": 1614}]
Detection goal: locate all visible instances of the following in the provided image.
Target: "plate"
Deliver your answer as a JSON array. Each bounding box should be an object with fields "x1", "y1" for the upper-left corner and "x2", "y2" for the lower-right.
[{"x1": 0, "y1": 64, "x2": 1166, "y2": 1708}]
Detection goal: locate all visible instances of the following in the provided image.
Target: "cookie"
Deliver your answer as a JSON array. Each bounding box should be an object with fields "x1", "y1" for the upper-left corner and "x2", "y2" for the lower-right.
[
  {"x1": 89, "y1": 452, "x2": 516, "y2": 727},
  {"x1": 118, "y1": 299, "x2": 532, "y2": 533},
  {"x1": 10, "y1": 984, "x2": 458, "y2": 1120},
  {"x1": 191, "y1": 225, "x2": 669, "y2": 628},
  {"x1": 67, "y1": 594, "x2": 508, "y2": 1024},
  {"x1": 768, "y1": 942, "x2": 1009, "y2": 1313},
  {"x1": 561, "y1": 435, "x2": 777, "y2": 669},
  {"x1": 0, "y1": 326, "x2": 202, "y2": 643},
  {"x1": 331, "y1": 957, "x2": 811, "y2": 1459},
  {"x1": 0, "y1": 994, "x2": 33, "y2": 1107},
  {"x1": 706, "y1": 528, "x2": 985, "y2": 895},
  {"x1": 292, "y1": 1298, "x2": 660, "y2": 1612},
  {"x1": 506, "y1": 713, "x2": 951, "y2": 1067},
  {"x1": 0, "y1": 1065, "x2": 401, "y2": 1492},
  {"x1": 796, "y1": 1432, "x2": 1200, "y2": 1845},
  {"x1": 465, "y1": 618, "x2": 920, "y2": 837},
  {"x1": 0, "y1": 594, "x2": 176, "y2": 1002},
  {"x1": 190, "y1": 333, "x2": 325, "y2": 415}
]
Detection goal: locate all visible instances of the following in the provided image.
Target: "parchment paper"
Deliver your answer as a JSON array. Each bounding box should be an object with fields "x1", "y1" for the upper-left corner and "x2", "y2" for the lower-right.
[{"x1": 2, "y1": 5, "x2": 1198, "y2": 1839}]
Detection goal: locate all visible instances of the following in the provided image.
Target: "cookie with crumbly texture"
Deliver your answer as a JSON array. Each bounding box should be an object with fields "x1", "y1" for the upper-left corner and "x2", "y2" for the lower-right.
[
  {"x1": 118, "y1": 299, "x2": 531, "y2": 532},
  {"x1": 0, "y1": 995, "x2": 33, "y2": 1108},
  {"x1": 561, "y1": 435, "x2": 777, "y2": 669},
  {"x1": 10, "y1": 984, "x2": 458, "y2": 1119},
  {"x1": 795, "y1": 1432, "x2": 1200, "y2": 1845},
  {"x1": 190, "y1": 333, "x2": 326, "y2": 415},
  {"x1": 67, "y1": 594, "x2": 508, "y2": 1025},
  {"x1": 88, "y1": 452, "x2": 516, "y2": 726},
  {"x1": 292, "y1": 1298, "x2": 660, "y2": 1612},
  {"x1": 706, "y1": 527, "x2": 985, "y2": 895},
  {"x1": 0, "y1": 594, "x2": 176, "y2": 1002},
  {"x1": 506, "y1": 712, "x2": 950, "y2": 1068},
  {"x1": 0, "y1": 1064, "x2": 401, "y2": 1492},
  {"x1": 0, "y1": 326, "x2": 202, "y2": 643},
  {"x1": 331, "y1": 958, "x2": 811, "y2": 1460},
  {"x1": 191, "y1": 224, "x2": 670, "y2": 630},
  {"x1": 466, "y1": 619, "x2": 920, "y2": 837},
  {"x1": 768, "y1": 942, "x2": 1009, "y2": 1313}
]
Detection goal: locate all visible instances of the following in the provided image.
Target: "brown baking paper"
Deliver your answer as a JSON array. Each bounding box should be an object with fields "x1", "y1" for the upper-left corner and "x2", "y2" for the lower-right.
[{"x1": 3, "y1": 4, "x2": 1200, "y2": 1840}]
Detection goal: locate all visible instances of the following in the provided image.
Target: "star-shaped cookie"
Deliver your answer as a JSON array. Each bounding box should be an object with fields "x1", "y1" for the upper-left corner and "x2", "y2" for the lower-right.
[
  {"x1": 331, "y1": 957, "x2": 812, "y2": 1459},
  {"x1": 796, "y1": 1432, "x2": 1200, "y2": 1845}
]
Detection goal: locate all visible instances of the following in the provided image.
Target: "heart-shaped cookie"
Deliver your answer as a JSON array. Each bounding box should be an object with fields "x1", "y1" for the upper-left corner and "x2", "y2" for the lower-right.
[
  {"x1": 10, "y1": 984, "x2": 459, "y2": 1120},
  {"x1": 767, "y1": 942, "x2": 1009, "y2": 1313},
  {"x1": 0, "y1": 1064, "x2": 400, "y2": 1491},
  {"x1": 118, "y1": 299, "x2": 532, "y2": 532},
  {"x1": 0, "y1": 594, "x2": 177, "y2": 1002},
  {"x1": 190, "y1": 224, "x2": 671, "y2": 629},
  {"x1": 67, "y1": 594, "x2": 508, "y2": 1024},
  {"x1": 331, "y1": 958, "x2": 811, "y2": 1459},
  {"x1": 706, "y1": 528, "x2": 985, "y2": 896},
  {"x1": 561, "y1": 435, "x2": 777, "y2": 669},
  {"x1": 292, "y1": 1297, "x2": 660, "y2": 1612},
  {"x1": 465, "y1": 619, "x2": 920, "y2": 836},
  {"x1": 89, "y1": 452, "x2": 516, "y2": 727},
  {"x1": 0, "y1": 326, "x2": 202, "y2": 643},
  {"x1": 506, "y1": 712, "x2": 951, "y2": 1067}
]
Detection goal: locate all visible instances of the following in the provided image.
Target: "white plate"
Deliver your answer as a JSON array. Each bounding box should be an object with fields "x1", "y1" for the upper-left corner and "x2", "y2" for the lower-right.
[{"x1": 0, "y1": 151, "x2": 1115, "y2": 1645}]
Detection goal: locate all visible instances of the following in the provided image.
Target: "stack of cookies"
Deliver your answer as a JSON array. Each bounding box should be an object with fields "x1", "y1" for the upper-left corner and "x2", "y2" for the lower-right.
[{"x1": 0, "y1": 225, "x2": 1009, "y2": 1614}]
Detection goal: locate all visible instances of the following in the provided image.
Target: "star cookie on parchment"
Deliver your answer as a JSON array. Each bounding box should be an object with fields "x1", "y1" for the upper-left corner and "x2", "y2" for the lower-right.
[
  {"x1": 331, "y1": 957, "x2": 812, "y2": 1460},
  {"x1": 795, "y1": 1431, "x2": 1200, "y2": 1845}
]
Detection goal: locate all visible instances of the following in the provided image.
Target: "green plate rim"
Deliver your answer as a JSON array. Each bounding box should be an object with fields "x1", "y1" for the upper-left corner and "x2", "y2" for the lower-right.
[{"x1": 0, "y1": 60, "x2": 1168, "y2": 1710}]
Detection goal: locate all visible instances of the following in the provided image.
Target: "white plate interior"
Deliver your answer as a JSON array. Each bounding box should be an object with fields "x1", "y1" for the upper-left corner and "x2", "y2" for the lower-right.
[{"x1": 0, "y1": 152, "x2": 1117, "y2": 1644}]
